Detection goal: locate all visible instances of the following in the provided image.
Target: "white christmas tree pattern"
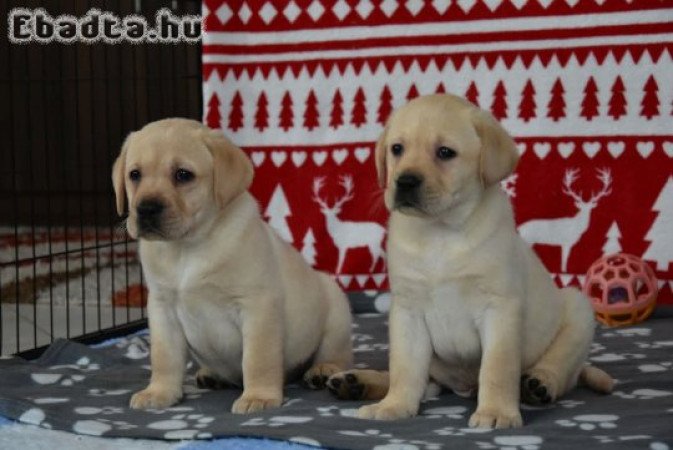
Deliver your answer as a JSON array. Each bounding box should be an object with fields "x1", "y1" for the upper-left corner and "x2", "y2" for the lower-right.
[
  {"x1": 264, "y1": 185, "x2": 293, "y2": 244},
  {"x1": 301, "y1": 228, "x2": 317, "y2": 266},
  {"x1": 643, "y1": 177, "x2": 673, "y2": 271},
  {"x1": 602, "y1": 222, "x2": 622, "y2": 255}
]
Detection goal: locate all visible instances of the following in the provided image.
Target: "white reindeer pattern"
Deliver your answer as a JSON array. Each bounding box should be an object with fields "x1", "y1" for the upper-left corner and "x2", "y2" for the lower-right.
[
  {"x1": 312, "y1": 176, "x2": 386, "y2": 274},
  {"x1": 518, "y1": 168, "x2": 612, "y2": 272}
]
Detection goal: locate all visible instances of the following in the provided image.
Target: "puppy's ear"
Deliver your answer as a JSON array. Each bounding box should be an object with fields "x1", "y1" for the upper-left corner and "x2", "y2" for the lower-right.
[
  {"x1": 375, "y1": 125, "x2": 389, "y2": 188},
  {"x1": 202, "y1": 129, "x2": 254, "y2": 208},
  {"x1": 472, "y1": 109, "x2": 519, "y2": 186},
  {"x1": 112, "y1": 133, "x2": 133, "y2": 216}
]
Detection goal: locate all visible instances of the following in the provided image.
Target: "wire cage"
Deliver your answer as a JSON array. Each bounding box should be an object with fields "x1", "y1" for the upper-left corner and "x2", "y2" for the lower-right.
[{"x1": 0, "y1": 0, "x2": 202, "y2": 358}]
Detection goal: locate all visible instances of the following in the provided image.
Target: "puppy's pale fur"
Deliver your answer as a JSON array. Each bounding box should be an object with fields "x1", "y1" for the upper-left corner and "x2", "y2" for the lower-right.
[
  {"x1": 329, "y1": 94, "x2": 613, "y2": 428},
  {"x1": 113, "y1": 119, "x2": 353, "y2": 414}
]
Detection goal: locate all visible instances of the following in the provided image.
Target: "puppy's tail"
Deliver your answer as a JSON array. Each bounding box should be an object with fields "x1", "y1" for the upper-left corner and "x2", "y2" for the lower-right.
[{"x1": 579, "y1": 365, "x2": 615, "y2": 394}]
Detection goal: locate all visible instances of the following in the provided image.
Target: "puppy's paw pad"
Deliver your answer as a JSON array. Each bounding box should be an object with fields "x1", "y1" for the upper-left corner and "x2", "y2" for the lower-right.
[
  {"x1": 357, "y1": 402, "x2": 416, "y2": 421},
  {"x1": 129, "y1": 388, "x2": 181, "y2": 410},
  {"x1": 231, "y1": 395, "x2": 282, "y2": 414},
  {"x1": 303, "y1": 363, "x2": 341, "y2": 390},
  {"x1": 326, "y1": 371, "x2": 365, "y2": 400},
  {"x1": 469, "y1": 408, "x2": 523, "y2": 429},
  {"x1": 521, "y1": 371, "x2": 558, "y2": 405}
]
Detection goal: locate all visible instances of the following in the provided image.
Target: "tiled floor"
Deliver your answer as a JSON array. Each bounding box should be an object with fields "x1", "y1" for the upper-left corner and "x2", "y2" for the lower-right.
[{"x1": 1, "y1": 303, "x2": 145, "y2": 355}]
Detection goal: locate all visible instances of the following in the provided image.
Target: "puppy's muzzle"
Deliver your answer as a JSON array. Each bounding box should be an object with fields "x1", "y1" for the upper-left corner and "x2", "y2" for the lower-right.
[
  {"x1": 137, "y1": 199, "x2": 165, "y2": 234},
  {"x1": 394, "y1": 172, "x2": 423, "y2": 208}
]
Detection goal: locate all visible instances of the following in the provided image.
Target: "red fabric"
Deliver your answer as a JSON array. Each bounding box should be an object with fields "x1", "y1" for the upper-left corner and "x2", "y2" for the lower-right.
[{"x1": 202, "y1": 0, "x2": 673, "y2": 303}]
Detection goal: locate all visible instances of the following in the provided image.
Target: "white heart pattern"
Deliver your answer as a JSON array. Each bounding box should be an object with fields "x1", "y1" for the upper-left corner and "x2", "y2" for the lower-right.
[
  {"x1": 558, "y1": 142, "x2": 575, "y2": 158},
  {"x1": 636, "y1": 141, "x2": 654, "y2": 159},
  {"x1": 271, "y1": 151, "x2": 287, "y2": 167},
  {"x1": 312, "y1": 151, "x2": 328, "y2": 166},
  {"x1": 354, "y1": 147, "x2": 371, "y2": 163},
  {"x1": 607, "y1": 141, "x2": 625, "y2": 159},
  {"x1": 663, "y1": 141, "x2": 673, "y2": 158},
  {"x1": 251, "y1": 151, "x2": 265, "y2": 167},
  {"x1": 291, "y1": 151, "x2": 307, "y2": 167},
  {"x1": 516, "y1": 142, "x2": 527, "y2": 155},
  {"x1": 583, "y1": 141, "x2": 601, "y2": 158},
  {"x1": 332, "y1": 149, "x2": 348, "y2": 165},
  {"x1": 533, "y1": 142, "x2": 551, "y2": 159}
]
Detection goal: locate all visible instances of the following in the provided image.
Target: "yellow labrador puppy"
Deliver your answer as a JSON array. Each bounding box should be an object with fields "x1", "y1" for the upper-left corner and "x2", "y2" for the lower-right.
[
  {"x1": 112, "y1": 118, "x2": 353, "y2": 414},
  {"x1": 327, "y1": 94, "x2": 613, "y2": 428}
]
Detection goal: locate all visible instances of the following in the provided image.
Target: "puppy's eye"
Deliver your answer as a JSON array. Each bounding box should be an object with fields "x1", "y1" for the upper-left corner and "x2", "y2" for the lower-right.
[
  {"x1": 391, "y1": 143, "x2": 404, "y2": 157},
  {"x1": 129, "y1": 169, "x2": 141, "y2": 182},
  {"x1": 436, "y1": 146, "x2": 457, "y2": 160},
  {"x1": 175, "y1": 168, "x2": 194, "y2": 184}
]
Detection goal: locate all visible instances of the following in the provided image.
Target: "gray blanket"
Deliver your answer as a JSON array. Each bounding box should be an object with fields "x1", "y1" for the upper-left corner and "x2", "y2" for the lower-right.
[{"x1": 0, "y1": 311, "x2": 672, "y2": 449}]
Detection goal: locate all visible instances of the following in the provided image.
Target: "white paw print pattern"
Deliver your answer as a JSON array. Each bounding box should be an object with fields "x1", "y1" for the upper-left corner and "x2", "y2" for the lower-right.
[
  {"x1": 317, "y1": 405, "x2": 358, "y2": 417},
  {"x1": 353, "y1": 332, "x2": 374, "y2": 343},
  {"x1": 339, "y1": 430, "x2": 441, "y2": 450},
  {"x1": 434, "y1": 426, "x2": 492, "y2": 437},
  {"x1": 50, "y1": 356, "x2": 101, "y2": 371},
  {"x1": 182, "y1": 384, "x2": 208, "y2": 401},
  {"x1": 75, "y1": 406, "x2": 124, "y2": 415},
  {"x1": 593, "y1": 434, "x2": 652, "y2": 445},
  {"x1": 346, "y1": 429, "x2": 442, "y2": 450},
  {"x1": 557, "y1": 399, "x2": 586, "y2": 409},
  {"x1": 476, "y1": 435, "x2": 544, "y2": 450},
  {"x1": 88, "y1": 388, "x2": 131, "y2": 397},
  {"x1": 72, "y1": 418, "x2": 137, "y2": 436},
  {"x1": 120, "y1": 336, "x2": 150, "y2": 359},
  {"x1": 241, "y1": 416, "x2": 313, "y2": 428},
  {"x1": 289, "y1": 436, "x2": 322, "y2": 447},
  {"x1": 147, "y1": 413, "x2": 215, "y2": 440},
  {"x1": 30, "y1": 397, "x2": 70, "y2": 404},
  {"x1": 31, "y1": 373, "x2": 86, "y2": 386},
  {"x1": 18, "y1": 407, "x2": 52, "y2": 429},
  {"x1": 635, "y1": 340, "x2": 673, "y2": 350},
  {"x1": 353, "y1": 342, "x2": 389, "y2": 353},
  {"x1": 144, "y1": 405, "x2": 194, "y2": 415},
  {"x1": 590, "y1": 352, "x2": 646, "y2": 363},
  {"x1": 638, "y1": 361, "x2": 673, "y2": 373},
  {"x1": 613, "y1": 389, "x2": 673, "y2": 400},
  {"x1": 556, "y1": 414, "x2": 619, "y2": 431},
  {"x1": 601, "y1": 328, "x2": 651, "y2": 338},
  {"x1": 590, "y1": 342, "x2": 607, "y2": 354},
  {"x1": 422, "y1": 406, "x2": 468, "y2": 419}
]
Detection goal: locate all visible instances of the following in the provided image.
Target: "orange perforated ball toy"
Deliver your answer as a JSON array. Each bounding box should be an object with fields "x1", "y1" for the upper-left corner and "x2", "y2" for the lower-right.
[{"x1": 582, "y1": 253, "x2": 658, "y2": 327}]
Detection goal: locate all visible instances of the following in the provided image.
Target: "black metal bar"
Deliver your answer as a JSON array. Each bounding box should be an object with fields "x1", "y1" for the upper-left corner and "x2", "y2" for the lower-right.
[
  {"x1": 26, "y1": 38, "x2": 38, "y2": 349},
  {"x1": 9, "y1": 23, "x2": 20, "y2": 354},
  {"x1": 59, "y1": 4, "x2": 71, "y2": 339}
]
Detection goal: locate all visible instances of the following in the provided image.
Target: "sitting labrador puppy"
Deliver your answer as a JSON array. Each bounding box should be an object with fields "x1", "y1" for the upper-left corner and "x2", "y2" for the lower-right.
[
  {"x1": 327, "y1": 94, "x2": 613, "y2": 428},
  {"x1": 112, "y1": 118, "x2": 353, "y2": 414}
]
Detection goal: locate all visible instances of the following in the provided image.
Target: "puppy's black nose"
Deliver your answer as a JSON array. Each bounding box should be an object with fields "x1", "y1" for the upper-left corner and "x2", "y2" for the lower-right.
[
  {"x1": 396, "y1": 173, "x2": 423, "y2": 190},
  {"x1": 137, "y1": 199, "x2": 164, "y2": 217}
]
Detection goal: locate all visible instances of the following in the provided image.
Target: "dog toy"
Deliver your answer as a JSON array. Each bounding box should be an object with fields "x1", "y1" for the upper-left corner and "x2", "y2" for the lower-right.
[{"x1": 583, "y1": 253, "x2": 658, "y2": 327}]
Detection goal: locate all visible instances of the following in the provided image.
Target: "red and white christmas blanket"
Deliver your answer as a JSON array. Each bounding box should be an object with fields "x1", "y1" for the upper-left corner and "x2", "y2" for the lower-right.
[{"x1": 202, "y1": 0, "x2": 673, "y2": 304}]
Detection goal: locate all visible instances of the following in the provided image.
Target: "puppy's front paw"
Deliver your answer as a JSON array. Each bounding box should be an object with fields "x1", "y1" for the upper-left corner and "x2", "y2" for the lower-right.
[
  {"x1": 232, "y1": 393, "x2": 282, "y2": 414},
  {"x1": 468, "y1": 407, "x2": 523, "y2": 429},
  {"x1": 129, "y1": 387, "x2": 182, "y2": 410},
  {"x1": 357, "y1": 401, "x2": 417, "y2": 420}
]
